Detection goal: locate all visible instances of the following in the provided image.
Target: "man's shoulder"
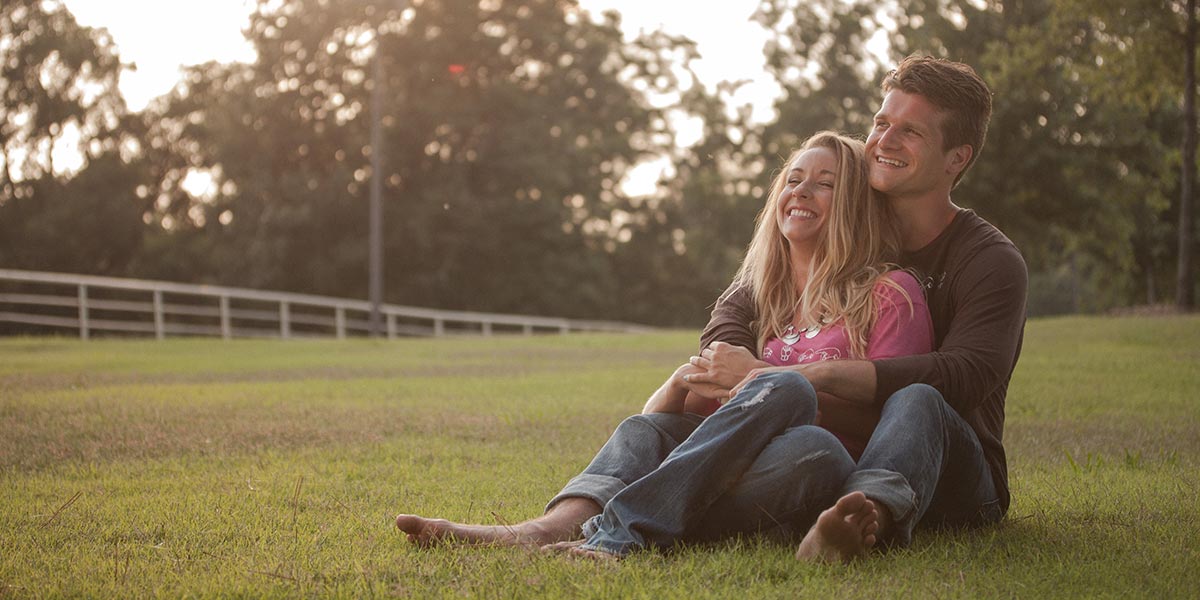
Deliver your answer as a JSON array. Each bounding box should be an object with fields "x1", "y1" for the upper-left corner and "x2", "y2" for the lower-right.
[
  {"x1": 943, "y1": 210, "x2": 1026, "y2": 271},
  {"x1": 950, "y1": 210, "x2": 1018, "y2": 249},
  {"x1": 939, "y1": 212, "x2": 1029, "y2": 301},
  {"x1": 904, "y1": 209, "x2": 1026, "y2": 294}
]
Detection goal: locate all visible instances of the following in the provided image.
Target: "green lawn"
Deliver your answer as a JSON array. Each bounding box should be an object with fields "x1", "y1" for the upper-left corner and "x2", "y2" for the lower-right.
[{"x1": 2, "y1": 315, "x2": 1198, "y2": 598}]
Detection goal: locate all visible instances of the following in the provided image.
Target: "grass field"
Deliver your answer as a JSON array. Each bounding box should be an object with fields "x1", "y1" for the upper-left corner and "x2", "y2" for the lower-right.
[{"x1": 1, "y1": 315, "x2": 1198, "y2": 598}]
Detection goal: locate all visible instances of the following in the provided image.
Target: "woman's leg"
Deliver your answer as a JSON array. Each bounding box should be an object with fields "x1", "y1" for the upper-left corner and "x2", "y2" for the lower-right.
[
  {"x1": 577, "y1": 371, "x2": 820, "y2": 557},
  {"x1": 689, "y1": 425, "x2": 856, "y2": 542},
  {"x1": 395, "y1": 412, "x2": 703, "y2": 547}
]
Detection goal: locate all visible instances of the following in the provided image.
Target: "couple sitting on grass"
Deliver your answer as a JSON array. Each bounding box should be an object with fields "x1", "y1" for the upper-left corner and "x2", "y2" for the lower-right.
[{"x1": 396, "y1": 55, "x2": 1027, "y2": 563}]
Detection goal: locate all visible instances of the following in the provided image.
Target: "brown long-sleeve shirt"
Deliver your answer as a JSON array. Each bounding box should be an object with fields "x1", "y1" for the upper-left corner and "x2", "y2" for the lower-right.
[{"x1": 700, "y1": 209, "x2": 1028, "y2": 512}]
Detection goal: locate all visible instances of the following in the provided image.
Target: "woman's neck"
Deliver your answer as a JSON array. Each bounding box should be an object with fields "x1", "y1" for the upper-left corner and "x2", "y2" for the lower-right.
[{"x1": 788, "y1": 244, "x2": 814, "y2": 294}]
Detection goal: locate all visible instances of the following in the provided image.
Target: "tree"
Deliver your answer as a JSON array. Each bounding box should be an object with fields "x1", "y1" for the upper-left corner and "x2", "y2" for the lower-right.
[
  {"x1": 134, "y1": 0, "x2": 712, "y2": 322},
  {"x1": 748, "y1": 0, "x2": 1194, "y2": 313},
  {"x1": 0, "y1": 0, "x2": 145, "y2": 275}
]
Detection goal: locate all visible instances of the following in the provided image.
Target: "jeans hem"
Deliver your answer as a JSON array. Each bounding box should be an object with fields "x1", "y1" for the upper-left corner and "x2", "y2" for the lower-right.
[
  {"x1": 544, "y1": 473, "x2": 626, "y2": 515},
  {"x1": 842, "y1": 468, "x2": 918, "y2": 546}
]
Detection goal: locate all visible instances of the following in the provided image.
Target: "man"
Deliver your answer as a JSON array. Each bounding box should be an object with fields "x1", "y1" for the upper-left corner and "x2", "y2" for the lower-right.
[
  {"x1": 691, "y1": 54, "x2": 1027, "y2": 561},
  {"x1": 395, "y1": 55, "x2": 1027, "y2": 562}
]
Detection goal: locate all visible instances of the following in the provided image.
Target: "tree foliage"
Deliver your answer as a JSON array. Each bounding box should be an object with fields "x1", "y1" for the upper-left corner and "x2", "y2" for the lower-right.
[
  {"x1": 1, "y1": 0, "x2": 1194, "y2": 325},
  {"x1": 0, "y1": 0, "x2": 145, "y2": 274},
  {"x1": 133, "y1": 0, "x2": 715, "y2": 322},
  {"x1": 748, "y1": 0, "x2": 1194, "y2": 314}
]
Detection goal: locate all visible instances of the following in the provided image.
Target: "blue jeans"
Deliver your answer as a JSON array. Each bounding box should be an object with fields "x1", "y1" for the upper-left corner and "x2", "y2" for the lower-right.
[
  {"x1": 548, "y1": 374, "x2": 1000, "y2": 555},
  {"x1": 548, "y1": 371, "x2": 854, "y2": 555},
  {"x1": 845, "y1": 383, "x2": 1003, "y2": 547}
]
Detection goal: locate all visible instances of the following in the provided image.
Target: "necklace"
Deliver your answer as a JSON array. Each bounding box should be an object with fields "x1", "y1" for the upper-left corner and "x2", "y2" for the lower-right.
[{"x1": 781, "y1": 323, "x2": 822, "y2": 345}]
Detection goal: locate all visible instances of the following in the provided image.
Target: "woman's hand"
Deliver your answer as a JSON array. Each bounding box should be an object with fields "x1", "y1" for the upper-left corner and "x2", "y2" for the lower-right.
[
  {"x1": 682, "y1": 342, "x2": 769, "y2": 397},
  {"x1": 643, "y1": 363, "x2": 704, "y2": 414}
]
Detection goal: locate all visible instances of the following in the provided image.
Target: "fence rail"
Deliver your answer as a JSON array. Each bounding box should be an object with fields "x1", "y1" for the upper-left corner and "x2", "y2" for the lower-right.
[{"x1": 0, "y1": 269, "x2": 652, "y2": 340}]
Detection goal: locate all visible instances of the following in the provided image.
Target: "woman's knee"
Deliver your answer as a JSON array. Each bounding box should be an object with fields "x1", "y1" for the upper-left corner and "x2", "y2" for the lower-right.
[{"x1": 740, "y1": 370, "x2": 818, "y2": 418}]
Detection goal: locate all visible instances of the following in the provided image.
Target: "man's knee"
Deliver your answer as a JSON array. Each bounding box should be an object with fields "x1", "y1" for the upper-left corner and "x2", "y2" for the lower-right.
[{"x1": 882, "y1": 384, "x2": 945, "y2": 417}]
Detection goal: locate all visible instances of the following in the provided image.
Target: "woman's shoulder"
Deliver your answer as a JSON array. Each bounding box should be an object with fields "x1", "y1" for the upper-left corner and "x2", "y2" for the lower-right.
[{"x1": 874, "y1": 269, "x2": 927, "y2": 304}]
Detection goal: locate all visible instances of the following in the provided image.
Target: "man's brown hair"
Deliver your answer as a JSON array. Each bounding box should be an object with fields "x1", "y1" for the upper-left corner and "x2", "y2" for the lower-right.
[{"x1": 882, "y1": 55, "x2": 993, "y2": 187}]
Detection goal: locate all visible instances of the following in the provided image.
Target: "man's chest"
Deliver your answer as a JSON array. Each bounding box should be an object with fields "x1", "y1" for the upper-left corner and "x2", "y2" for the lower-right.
[{"x1": 903, "y1": 258, "x2": 957, "y2": 344}]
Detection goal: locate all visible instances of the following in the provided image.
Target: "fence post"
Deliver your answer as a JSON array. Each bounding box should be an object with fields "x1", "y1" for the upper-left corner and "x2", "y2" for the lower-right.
[
  {"x1": 386, "y1": 313, "x2": 397, "y2": 339},
  {"x1": 153, "y1": 290, "x2": 165, "y2": 340},
  {"x1": 433, "y1": 318, "x2": 444, "y2": 337},
  {"x1": 335, "y1": 306, "x2": 346, "y2": 339},
  {"x1": 523, "y1": 324, "x2": 533, "y2": 336},
  {"x1": 77, "y1": 284, "x2": 89, "y2": 340},
  {"x1": 280, "y1": 301, "x2": 291, "y2": 339},
  {"x1": 481, "y1": 321, "x2": 492, "y2": 336},
  {"x1": 219, "y1": 296, "x2": 232, "y2": 340}
]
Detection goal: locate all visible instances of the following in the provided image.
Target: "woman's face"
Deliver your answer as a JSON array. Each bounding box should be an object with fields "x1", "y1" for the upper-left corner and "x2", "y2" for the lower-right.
[{"x1": 776, "y1": 146, "x2": 837, "y2": 254}]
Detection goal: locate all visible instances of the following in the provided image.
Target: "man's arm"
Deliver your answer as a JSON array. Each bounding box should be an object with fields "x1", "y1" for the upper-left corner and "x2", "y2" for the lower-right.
[
  {"x1": 698, "y1": 281, "x2": 757, "y2": 353},
  {"x1": 872, "y1": 244, "x2": 1028, "y2": 414},
  {"x1": 729, "y1": 270, "x2": 935, "y2": 406}
]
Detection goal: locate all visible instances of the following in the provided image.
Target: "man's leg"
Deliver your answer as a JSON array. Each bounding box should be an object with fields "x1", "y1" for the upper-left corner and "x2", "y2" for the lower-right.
[
  {"x1": 573, "y1": 371, "x2": 820, "y2": 557},
  {"x1": 805, "y1": 383, "x2": 998, "y2": 556},
  {"x1": 395, "y1": 412, "x2": 702, "y2": 547}
]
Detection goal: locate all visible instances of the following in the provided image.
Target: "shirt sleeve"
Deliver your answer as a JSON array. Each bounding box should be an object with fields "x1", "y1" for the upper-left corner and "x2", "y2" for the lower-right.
[
  {"x1": 698, "y1": 280, "x2": 758, "y2": 355},
  {"x1": 865, "y1": 271, "x2": 934, "y2": 360},
  {"x1": 872, "y1": 243, "x2": 1028, "y2": 414}
]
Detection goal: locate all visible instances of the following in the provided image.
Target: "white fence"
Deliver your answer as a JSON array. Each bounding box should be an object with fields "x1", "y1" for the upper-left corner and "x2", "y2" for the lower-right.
[{"x1": 0, "y1": 269, "x2": 652, "y2": 340}]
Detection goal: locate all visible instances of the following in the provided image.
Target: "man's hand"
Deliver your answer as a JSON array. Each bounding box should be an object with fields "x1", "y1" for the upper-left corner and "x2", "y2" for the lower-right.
[
  {"x1": 683, "y1": 341, "x2": 768, "y2": 392},
  {"x1": 729, "y1": 364, "x2": 800, "y2": 398}
]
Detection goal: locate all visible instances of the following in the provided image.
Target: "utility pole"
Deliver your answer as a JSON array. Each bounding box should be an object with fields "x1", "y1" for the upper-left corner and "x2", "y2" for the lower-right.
[
  {"x1": 368, "y1": 38, "x2": 385, "y2": 336},
  {"x1": 1179, "y1": 0, "x2": 1197, "y2": 310}
]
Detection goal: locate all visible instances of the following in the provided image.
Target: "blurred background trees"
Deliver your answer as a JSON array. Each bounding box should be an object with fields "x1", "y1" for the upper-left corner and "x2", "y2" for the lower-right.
[{"x1": 1, "y1": 0, "x2": 1195, "y2": 326}]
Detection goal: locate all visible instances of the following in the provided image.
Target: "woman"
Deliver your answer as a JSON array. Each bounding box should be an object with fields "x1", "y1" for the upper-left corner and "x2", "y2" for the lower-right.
[{"x1": 395, "y1": 131, "x2": 932, "y2": 559}]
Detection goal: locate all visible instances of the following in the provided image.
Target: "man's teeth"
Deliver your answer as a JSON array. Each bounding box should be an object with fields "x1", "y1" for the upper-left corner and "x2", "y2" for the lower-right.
[
  {"x1": 877, "y1": 157, "x2": 907, "y2": 167},
  {"x1": 788, "y1": 209, "x2": 816, "y2": 218}
]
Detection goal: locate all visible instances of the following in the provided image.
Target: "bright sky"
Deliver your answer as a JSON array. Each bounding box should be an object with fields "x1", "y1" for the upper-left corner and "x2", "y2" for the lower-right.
[{"x1": 62, "y1": 0, "x2": 781, "y2": 117}]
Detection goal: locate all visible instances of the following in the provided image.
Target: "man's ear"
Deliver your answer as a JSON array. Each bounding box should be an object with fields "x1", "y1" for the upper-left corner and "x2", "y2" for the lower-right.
[{"x1": 945, "y1": 144, "x2": 973, "y2": 177}]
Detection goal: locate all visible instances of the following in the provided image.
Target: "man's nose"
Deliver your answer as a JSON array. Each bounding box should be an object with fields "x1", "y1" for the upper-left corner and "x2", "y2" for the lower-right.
[{"x1": 877, "y1": 127, "x2": 900, "y2": 149}]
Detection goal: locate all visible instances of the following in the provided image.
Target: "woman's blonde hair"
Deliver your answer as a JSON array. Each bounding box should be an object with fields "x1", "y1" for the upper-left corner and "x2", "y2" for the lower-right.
[{"x1": 733, "y1": 131, "x2": 906, "y2": 358}]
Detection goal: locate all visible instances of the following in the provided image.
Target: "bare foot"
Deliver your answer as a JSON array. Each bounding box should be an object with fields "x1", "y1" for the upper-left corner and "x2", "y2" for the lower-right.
[
  {"x1": 542, "y1": 539, "x2": 621, "y2": 562},
  {"x1": 394, "y1": 514, "x2": 561, "y2": 548},
  {"x1": 795, "y1": 492, "x2": 879, "y2": 564},
  {"x1": 395, "y1": 499, "x2": 600, "y2": 549}
]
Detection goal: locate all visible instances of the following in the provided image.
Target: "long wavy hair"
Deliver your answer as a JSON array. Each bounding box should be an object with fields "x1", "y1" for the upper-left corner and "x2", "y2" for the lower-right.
[{"x1": 733, "y1": 131, "x2": 906, "y2": 358}]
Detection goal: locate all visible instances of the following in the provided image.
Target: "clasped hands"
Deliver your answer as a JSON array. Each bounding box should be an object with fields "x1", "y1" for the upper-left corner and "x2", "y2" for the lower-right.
[{"x1": 677, "y1": 341, "x2": 782, "y2": 403}]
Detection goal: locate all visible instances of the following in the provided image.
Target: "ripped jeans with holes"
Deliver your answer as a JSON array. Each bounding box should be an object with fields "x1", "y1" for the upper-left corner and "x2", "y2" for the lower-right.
[{"x1": 557, "y1": 370, "x2": 856, "y2": 557}]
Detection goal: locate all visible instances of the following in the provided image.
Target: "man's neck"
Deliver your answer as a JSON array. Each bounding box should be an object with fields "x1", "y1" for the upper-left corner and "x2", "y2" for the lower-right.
[{"x1": 890, "y1": 192, "x2": 960, "y2": 252}]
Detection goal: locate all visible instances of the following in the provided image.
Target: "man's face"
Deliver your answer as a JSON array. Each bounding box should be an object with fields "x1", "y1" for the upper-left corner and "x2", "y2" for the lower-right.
[{"x1": 865, "y1": 90, "x2": 964, "y2": 200}]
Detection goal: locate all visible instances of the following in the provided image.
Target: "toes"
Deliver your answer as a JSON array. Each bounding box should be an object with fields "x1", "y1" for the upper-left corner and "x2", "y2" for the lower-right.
[
  {"x1": 394, "y1": 514, "x2": 422, "y2": 533},
  {"x1": 864, "y1": 520, "x2": 880, "y2": 536},
  {"x1": 835, "y1": 491, "x2": 867, "y2": 513}
]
